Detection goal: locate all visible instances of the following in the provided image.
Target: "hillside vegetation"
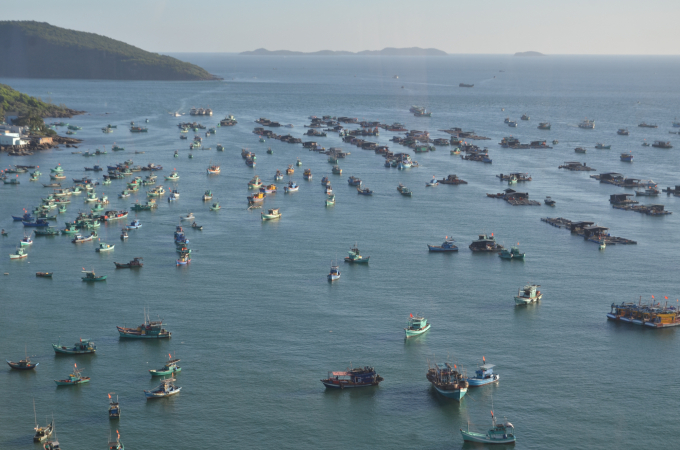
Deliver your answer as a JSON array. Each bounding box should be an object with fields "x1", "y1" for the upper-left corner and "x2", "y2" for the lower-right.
[
  {"x1": 0, "y1": 84, "x2": 82, "y2": 135},
  {"x1": 0, "y1": 21, "x2": 219, "y2": 81}
]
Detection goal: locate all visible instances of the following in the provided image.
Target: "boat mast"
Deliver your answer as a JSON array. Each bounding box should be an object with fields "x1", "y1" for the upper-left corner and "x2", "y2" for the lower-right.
[{"x1": 33, "y1": 398, "x2": 37, "y2": 429}]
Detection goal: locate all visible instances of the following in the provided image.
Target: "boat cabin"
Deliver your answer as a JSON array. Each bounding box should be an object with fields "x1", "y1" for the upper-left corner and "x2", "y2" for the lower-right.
[
  {"x1": 474, "y1": 364, "x2": 495, "y2": 380},
  {"x1": 609, "y1": 193, "x2": 637, "y2": 205}
]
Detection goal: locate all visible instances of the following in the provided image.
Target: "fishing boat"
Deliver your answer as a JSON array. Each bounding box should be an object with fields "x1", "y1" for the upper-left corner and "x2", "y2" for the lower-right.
[
  {"x1": 23, "y1": 219, "x2": 50, "y2": 227},
  {"x1": 286, "y1": 165, "x2": 295, "y2": 175},
  {"x1": 96, "y1": 243, "x2": 115, "y2": 252},
  {"x1": 266, "y1": 147, "x2": 273, "y2": 154},
  {"x1": 274, "y1": 170, "x2": 284, "y2": 181},
  {"x1": 325, "y1": 184, "x2": 333, "y2": 195},
  {"x1": 245, "y1": 157, "x2": 256, "y2": 167},
  {"x1": 72, "y1": 233, "x2": 94, "y2": 243},
  {"x1": 499, "y1": 245, "x2": 525, "y2": 260},
  {"x1": 347, "y1": 176, "x2": 362, "y2": 186},
  {"x1": 43, "y1": 435, "x2": 60, "y2": 450},
  {"x1": 321, "y1": 366, "x2": 383, "y2": 389},
  {"x1": 284, "y1": 181, "x2": 299, "y2": 193},
  {"x1": 149, "y1": 354, "x2": 182, "y2": 377},
  {"x1": 248, "y1": 176, "x2": 263, "y2": 190},
  {"x1": 165, "y1": 172, "x2": 180, "y2": 181},
  {"x1": 58, "y1": 205, "x2": 67, "y2": 213},
  {"x1": 544, "y1": 196, "x2": 556, "y2": 206},
  {"x1": 469, "y1": 234, "x2": 504, "y2": 252},
  {"x1": 62, "y1": 223, "x2": 79, "y2": 234},
  {"x1": 55, "y1": 364, "x2": 90, "y2": 386},
  {"x1": 450, "y1": 147, "x2": 461, "y2": 155},
  {"x1": 119, "y1": 191, "x2": 130, "y2": 199},
  {"x1": 210, "y1": 202, "x2": 220, "y2": 211},
  {"x1": 404, "y1": 314, "x2": 430, "y2": 338},
  {"x1": 464, "y1": 358, "x2": 500, "y2": 386},
  {"x1": 617, "y1": 128, "x2": 629, "y2": 135},
  {"x1": 296, "y1": 158, "x2": 302, "y2": 166},
  {"x1": 507, "y1": 121, "x2": 518, "y2": 127},
  {"x1": 82, "y1": 270, "x2": 107, "y2": 282},
  {"x1": 216, "y1": 144, "x2": 224, "y2": 151},
  {"x1": 325, "y1": 194, "x2": 335, "y2": 206},
  {"x1": 426, "y1": 361, "x2": 468, "y2": 401},
  {"x1": 303, "y1": 168, "x2": 312, "y2": 180},
  {"x1": 344, "y1": 243, "x2": 369, "y2": 264},
  {"x1": 10, "y1": 248, "x2": 28, "y2": 259},
  {"x1": 145, "y1": 377, "x2": 182, "y2": 399},
  {"x1": 12, "y1": 212, "x2": 33, "y2": 222},
  {"x1": 635, "y1": 187, "x2": 660, "y2": 196},
  {"x1": 114, "y1": 257, "x2": 143, "y2": 269},
  {"x1": 327, "y1": 261, "x2": 341, "y2": 281},
  {"x1": 102, "y1": 210, "x2": 128, "y2": 221},
  {"x1": 117, "y1": 310, "x2": 171, "y2": 338},
  {"x1": 108, "y1": 393, "x2": 120, "y2": 419},
  {"x1": 125, "y1": 219, "x2": 142, "y2": 230},
  {"x1": 247, "y1": 192, "x2": 266, "y2": 204},
  {"x1": 36, "y1": 272, "x2": 53, "y2": 277},
  {"x1": 425, "y1": 176, "x2": 439, "y2": 187},
  {"x1": 207, "y1": 164, "x2": 220, "y2": 174},
  {"x1": 620, "y1": 153, "x2": 633, "y2": 162},
  {"x1": 180, "y1": 212, "x2": 195, "y2": 221},
  {"x1": 260, "y1": 184, "x2": 277, "y2": 194},
  {"x1": 357, "y1": 187, "x2": 373, "y2": 195},
  {"x1": 202, "y1": 190, "x2": 213, "y2": 201},
  {"x1": 575, "y1": 147, "x2": 587, "y2": 153},
  {"x1": 20, "y1": 234, "x2": 33, "y2": 246},
  {"x1": 578, "y1": 118, "x2": 595, "y2": 129},
  {"x1": 109, "y1": 430, "x2": 124, "y2": 450},
  {"x1": 261, "y1": 208, "x2": 282, "y2": 221},
  {"x1": 7, "y1": 348, "x2": 38, "y2": 370},
  {"x1": 537, "y1": 122, "x2": 551, "y2": 130},
  {"x1": 191, "y1": 222, "x2": 203, "y2": 230},
  {"x1": 461, "y1": 408, "x2": 516, "y2": 444},
  {"x1": 428, "y1": 237, "x2": 458, "y2": 252},
  {"x1": 120, "y1": 229, "x2": 128, "y2": 240},
  {"x1": 33, "y1": 406, "x2": 53, "y2": 442},
  {"x1": 331, "y1": 165, "x2": 342, "y2": 175},
  {"x1": 514, "y1": 284, "x2": 542, "y2": 305},
  {"x1": 595, "y1": 143, "x2": 611, "y2": 149}
]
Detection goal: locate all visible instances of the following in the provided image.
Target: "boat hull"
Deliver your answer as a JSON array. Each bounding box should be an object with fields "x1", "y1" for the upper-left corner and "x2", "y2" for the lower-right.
[
  {"x1": 460, "y1": 430, "x2": 516, "y2": 444},
  {"x1": 464, "y1": 374, "x2": 500, "y2": 386},
  {"x1": 144, "y1": 387, "x2": 181, "y2": 399},
  {"x1": 405, "y1": 323, "x2": 431, "y2": 338},
  {"x1": 150, "y1": 367, "x2": 181, "y2": 377},
  {"x1": 7, "y1": 360, "x2": 39, "y2": 370},
  {"x1": 432, "y1": 384, "x2": 467, "y2": 401},
  {"x1": 514, "y1": 294, "x2": 542, "y2": 305},
  {"x1": 344, "y1": 256, "x2": 369, "y2": 264},
  {"x1": 117, "y1": 328, "x2": 171, "y2": 339},
  {"x1": 427, "y1": 245, "x2": 458, "y2": 252},
  {"x1": 55, "y1": 378, "x2": 90, "y2": 386},
  {"x1": 52, "y1": 345, "x2": 95, "y2": 354}
]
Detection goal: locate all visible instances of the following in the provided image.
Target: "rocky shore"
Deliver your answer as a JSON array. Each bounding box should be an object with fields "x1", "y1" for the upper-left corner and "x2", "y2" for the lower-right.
[{"x1": 0, "y1": 135, "x2": 82, "y2": 156}]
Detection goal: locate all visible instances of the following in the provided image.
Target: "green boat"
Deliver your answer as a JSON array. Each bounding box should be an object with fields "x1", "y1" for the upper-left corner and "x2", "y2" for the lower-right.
[
  {"x1": 82, "y1": 270, "x2": 107, "y2": 282},
  {"x1": 325, "y1": 194, "x2": 335, "y2": 206},
  {"x1": 54, "y1": 364, "x2": 90, "y2": 386},
  {"x1": 72, "y1": 186, "x2": 82, "y2": 194},
  {"x1": 103, "y1": 179, "x2": 112, "y2": 185},
  {"x1": 91, "y1": 203, "x2": 104, "y2": 212},
  {"x1": 62, "y1": 223, "x2": 79, "y2": 234},
  {"x1": 165, "y1": 172, "x2": 180, "y2": 181},
  {"x1": 344, "y1": 243, "x2": 369, "y2": 264},
  {"x1": 499, "y1": 245, "x2": 525, "y2": 260},
  {"x1": 404, "y1": 314, "x2": 431, "y2": 338},
  {"x1": 149, "y1": 355, "x2": 181, "y2": 377},
  {"x1": 34, "y1": 227, "x2": 60, "y2": 236},
  {"x1": 131, "y1": 199, "x2": 158, "y2": 211},
  {"x1": 112, "y1": 144, "x2": 125, "y2": 151},
  {"x1": 96, "y1": 243, "x2": 115, "y2": 252},
  {"x1": 52, "y1": 338, "x2": 96, "y2": 354},
  {"x1": 210, "y1": 202, "x2": 220, "y2": 211},
  {"x1": 332, "y1": 165, "x2": 342, "y2": 175},
  {"x1": 267, "y1": 148, "x2": 274, "y2": 154}
]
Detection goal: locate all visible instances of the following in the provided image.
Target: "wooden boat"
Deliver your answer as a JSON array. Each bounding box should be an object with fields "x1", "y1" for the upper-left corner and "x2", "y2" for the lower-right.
[
  {"x1": 55, "y1": 364, "x2": 90, "y2": 386},
  {"x1": 108, "y1": 393, "x2": 120, "y2": 419},
  {"x1": 328, "y1": 261, "x2": 341, "y2": 281},
  {"x1": 82, "y1": 270, "x2": 107, "y2": 282},
  {"x1": 425, "y1": 176, "x2": 439, "y2": 187},
  {"x1": 261, "y1": 208, "x2": 282, "y2": 221},
  {"x1": 461, "y1": 410, "x2": 515, "y2": 444},
  {"x1": 286, "y1": 165, "x2": 294, "y2": 175},
  {"x1": 296, "y1": 158, "x2": 302, "y2": 166},
  {"x1": 347, "y1": 176, "x2": 362, "y2": 186},
  {"x1": 404, "y1": 314, "x2": 430, "y2": 338},
  {"x1": 7, "y1": 349, "x2": 38, "y2": 370},
  {"x1": 463, "y1": 358, "x2": 500, "y2": 386},
  {"x1": 303, "y1": 168, "x2": 312, "y2": 180},
  {"x1": 150, "y1": 354, "x2": 182, "y2": 377},
  {"x1": 321, "y1": 366, "x2": 383, "y2": 389},
  {"x1": 274, "y1": 170, "x2": 283, "y2": 180},
  {"x1": 344, "y1": 243, "x2": 369, "y2": 264},
  {"x1": 164, "y1": 172, "x2": 180, "y2": 181},
  {"x1": 357, "y1": 187, "x2": 373, "y2": 195},
  {"x1": 428, "y1": 237, "x2": 458, "y2": 252},
  {"x1": 266, "y1": 147, "x2": 273, "y2": 154},
  {"x1": 20, "y1": 235, "x2": 33, "y2": 246},
  {"x1": 595, "y1": 143, "x2": 611, "y2": 149},
  {"x1": 202, "y1": 190, "x2": 213, "y2": 201},
  {"x1": 145, "y1": 377, "x2": 181, "y2": 399},
  {"x1": 125, "y1": 219, "x2": 142, "y2": 230},
  {"x1": 114, "y1": 257, "x2": 143, "y2": 269},
  {"x1": 499, "y1": 245, "x2": 525, "y2": 260},
  {"x1": 72, "y1": 233, "x2": 96, "y2": 243},
  {"x1": 284, "y1": 181, "x2": 299, "y2": 193},
  {"x1": 109, "y1": 430, "x2": 124, "y2": 450},
  {"x1": 247, "y1": 192, "x2": 266, "y2": 203},
  {"x1": 10, "y1": 248, "x2": 28, "y2": 259},
  {"x1": 248, "y1": 176, "x2": 262, "y2": 189},
  {"x1": 514, "y1": 284, "x2": 542, "y2": 305},
  {"x1": 36, "y1": 272, "x2": 53, "y2": 278},
  {"x1": 575, "y1": 147, "x2": 587, "y2": 153},
  {"x1": 120, "y1": 230, "x2": 128, "y2": 240},
  {"x1": 544, "y1": 196, "x2": 556, "y2": 206},
  {"x1": 427, "y1": 361, "x2": 468, "y2": 401},
  {"x1": 33, "y1": 410, "x2": 53, "y2": 442},
  {"x1": 332, "y1": 165, "x2": 342, "y2": 174},
  {"x1": 117, "y1": 310, "x2": 171, "y2": 338},
  {"x1": 209, "y1": 202, "x2": 221, "y2": 211},
  {"x1": 207, "y1": 164, "x2": 220, "y2": 174},
  {"x1": 180, "y1": 213, "x2": 195, "y2": 221},
  {"x1": 325, "y1": 194, "x2": 335, "y2": 206},
  {"x1": 260, "y1": 184, "x2": 277, "y2": 194},
  {"x1": 191, "y1": 222, "x2": 203, "y2": 230}
]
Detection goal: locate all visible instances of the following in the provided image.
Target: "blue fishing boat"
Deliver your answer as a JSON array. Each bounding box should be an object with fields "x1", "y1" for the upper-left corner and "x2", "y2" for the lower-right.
[
  {"x1": 149, "y1": 354, "x2": 181, "y2": 377},
  {"x1": 357, "y1": 187, "x2": 373, "y2": 195},
  {"x1": 145, "y1": 377, "x2": 181, "y2": 399},
  {"x1": 620, "y1": 152, "x2": 633, "y2": 162},
  {"x1": 347, "y1": 176, "x2": 362, "y2": 186},
  {"x1": 108, "y1": 430, "x2": 124, "y2": 450},
  {"x1": 125, "y1": 219, "x2": 142, "y2": 230},
  {"x1": 428, "y1": 237, "x2": 458, "y2": 252},
  {"x1": 404, "y1": 314, "x2": 431, "y2": 338},
  {"x1": 52, "y1": 338, "x2": 96, "y2": 354},
  {"x1": 464, "y1": 358, "x2": 500, "y2": 386},
  {"x1": 284, "y1": 181, "x2": 299, "y2": 193},
  {"x1": 327, "y1": 261, "x2": 341, "y2": 281},
  {"x1": 117, "y1": 310, "x2": 171, "y2": 339},
  {"x1": 426, "y1": 361, "x2": 469, "y2": 401},
  {"x1": 12, "y1": 213, "x2": 33, "y2": 221},
  {"x1": 321, "y1": 366, "x2": 384, "y2": 389},
  {"x1": 108, "y1": 393, "x2": 120, "y2": 419},
  {"x1": 23, "y1": 219, "x2": 50, "y2": 227}
]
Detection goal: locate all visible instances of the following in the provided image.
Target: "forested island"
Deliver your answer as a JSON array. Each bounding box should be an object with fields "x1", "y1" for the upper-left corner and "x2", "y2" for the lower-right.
[
  {"x1": 514, "y1": 51, "x2": 546, "y2": 57},
  {"x1": 0, "y1": 21, "x2": 220, "y2": 81},
  {"x1": 241, "y1": 47, "x2": 448, "y2": 56}
]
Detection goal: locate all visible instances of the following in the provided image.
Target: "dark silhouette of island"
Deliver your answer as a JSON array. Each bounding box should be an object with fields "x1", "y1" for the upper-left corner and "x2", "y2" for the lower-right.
[
  {"x1": 0, "y1": 21, "x2": 220, "y2": 80},
  {"x1": 514, "y1": 51, "x2": 546, "y2": 57},
  {"x1": 241, "y1": 47, "x2": 448, "y2": 56}
]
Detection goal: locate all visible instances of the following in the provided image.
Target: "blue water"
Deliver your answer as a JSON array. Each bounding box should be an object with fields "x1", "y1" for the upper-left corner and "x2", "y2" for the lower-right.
[{"x1": 1, "y1": 55, "x2": 680, "y2": 449}]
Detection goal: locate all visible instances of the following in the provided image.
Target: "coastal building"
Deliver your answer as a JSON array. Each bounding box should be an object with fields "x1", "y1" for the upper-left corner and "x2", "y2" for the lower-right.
[{"x1": 0, "y1": 131, "x2": 28, "y2": 146}]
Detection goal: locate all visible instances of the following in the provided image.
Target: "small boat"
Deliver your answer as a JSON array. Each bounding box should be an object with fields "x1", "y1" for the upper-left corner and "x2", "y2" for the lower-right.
[
  {"x1": 642, "y1": 142, "x2": 651, "y2": 147},
  {"x1": 575, "y1": 147, "x2": 587, "y2": 153},
  {"x1": 33, "y1": 410, "x2": 53, "y2": 442},
  {"x1": 62, "y1": 223, "x2": 79, "y2": 234},
  {"x1": 119, "y1": 191, "x2": 131, "y2": 199},
  {"x1": 108, "y1": 393, "x2": 120, "y2": 419},
  {"x1": 108, "y1": 430, "x2": 124, "y2": 450},
  {"x1": 620, "y1": 153, "x2": 633, "y2": 162},
  {"x1": 344, "y1": 243, "x2": 369, "y2": 264},
  {"x1": 117, "y1": 310, "x2": 171, "y2": 338},
  {"x1": 461, "y1": 409, "x2": 516, "y2": 444},
  {"x1": 248, "y1": 176, "x2": 263, "y2": 189},
  {"x1": 43, "y1": 436, "x2": 61, "y2": 450},
  {"x1": 245, "y1": 157, "x2": 256, "y2": 167},
  {"x1": 144, "y1": 377, "x2": 182, "y2": 399},
  {"x1": 599, "y1": 240, "x2": 606, "y2": 250},
  {"x1": 125, "y1": 219, "x2": 142, "y2": 230},
  {"x1": 332, "y1": 165, "x2": 342, "y2": 175},
  {"x1": 544, "y1": 196, "x2": 556, "y2": 206},
  {"x1": 180, "y1": 213, "x2": 195, "y2": 221},
  {"x1": 521, "y1": 114, "x2": 530, "y2": 120},
  {"x1": 12, "y1": 213, "x2": 33, "y2": 222},
  {"x1": 507, "y1": 121, "x2": 518, "y2": 127},
  {"x1": 164, "y1": 172, "x2": 180, "y2": 181},
  {"x1": 96, "y1": 243, "x2": 115, "y2": 252},
  {"x1": 328, "y1": 261, "x2": 341, "y2": 281},
  {"x1": 325, "y1": 185, "x2": 333, "y2": 195},
  {"x1": 202, "y1": 190, "x2": 213, "y2": 201},
  {"x1": 274, "y1": 170, "x2": 283, "y2": 181},
  {"x1": 464, "y1": 358, "x2": 500, "y2": 386},
  {"x1": 635, "y1": 187, "x2": 660, "y2": 196},
  {"x1": 296, "y1": 158, "x2": 302, "y2": 166},
  {"x1": 36, "y1": 272, "x2": 53, "y2": 278},
  {"x1": 617, "y1": 128, "x2": 629, "y2": 135},
  {"x1": 303, "y1": 168, "x2": 312, "y2": 180},
  {"x1": 207, "y1": 164, "x2": 220, "y2": 174},
  {"x1": 425, "y1": 176, "x2": 438, "y2": 187},
  {"x1": 426, "y1": 361, "x2": 468, "y2": 401},
  {"x1": 347, "y1": 176, "x2": 362, "y2": 186},
  {"x1": 10, "y1": 248, "x2": 28, "y2": 259},
  {"x1": 325, "y1": 194, "x2": 335, "y2": 206},
  {"x1": 58, "y1": 205, "x2": 67, "y2": 213},
  {"x1": 120, "y1": 230, "x2": 128, "y2": 240},
  {"x1": 247, "y1": 192, "x2": 266, "y2": 203},
  {"x1": 499, "y1": 245, "x2": 525, "y2": 260},
  {"x1": 284, "y1": 181, "x2": 299, "y2": 193},
  {"x1": 115, "y1": 257, "x2": 143, "y2": 269},
  {"x1": 149, "y1": 354, "x2": 182, "y2": 377},
  {"x1": 72, "y1": 233, "x2": 95, "y2": 243},
  {"x1": 260, "y1": 184, "x2": 277, "y2": 194},
  {"x1": 514, "y1": 284, "x2": 542, "y2": 305},
  {"x1": 538, "y1": 122, "x2": 551, "y2": 130},
  {"x1": 216, "y1": 144, "x2": 224, "y2": 151},
  {"x1": 595, "y1": 143, "x2": 611, "y2": 149},
  {"x1": 357, "y1": 187, "x2": 373, "y2": 195},
  {"x1": 82, "y1": 270, "x2": 107, "y2": 282},
  {"x1": 7, "y1": 349, "x2": 38, "y2": 370},
  {"x1": 266, "y1": 147, "x2": 273, "y2": 154},
  {"x1": 55, "y1": 363, "x2": 90, "y2": 386},
  {"x1": 20, "y1": 235, "x2": 33, "y2": 246},
  {"x1": 191, "y1": 222, "x2": 203, "y2": 230},
  {"x1": 450, "y1": 147, "x2": 461, "y2": 155},
  {"x1": 286, "y1": 165, "x2": 295, "y2": 175},
  {"x1": 23, "y1": 219, "x2": 50, "y2": 227},
  {"x1": 176, "y1": 254, "x2": 191, "y2": 265},
  {"x1": 210, "y1": 202, "x2": 221, "y2": 211},
  {"x1": 261, "y1": 208, "x2": 282, "y2": 221},
  {"x1": 427, "y1": 237, "x2": 458, "y2": 252},
  {"x1": 578, "y1": 118, "x2": 595, "y2": 129},
  {"x1": 321, "y1": 366, "x2": 383, "y2": 388},
  {"x1": 404, "y1": 314, "x2": 430, "y2": 338}
]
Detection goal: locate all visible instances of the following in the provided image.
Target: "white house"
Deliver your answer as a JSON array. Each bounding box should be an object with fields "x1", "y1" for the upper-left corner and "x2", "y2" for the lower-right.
[{"x1": 0, "y1": 132, "x2": 27, "y2": 146}]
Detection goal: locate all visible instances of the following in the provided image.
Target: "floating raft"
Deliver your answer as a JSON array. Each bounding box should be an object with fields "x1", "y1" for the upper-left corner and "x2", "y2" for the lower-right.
[
  {"x1": 559, "y1": 161, "x2": 596, "y2": 171},
  {"x1": 541, "y1": 217, "x2": 637, "y2": 245}
]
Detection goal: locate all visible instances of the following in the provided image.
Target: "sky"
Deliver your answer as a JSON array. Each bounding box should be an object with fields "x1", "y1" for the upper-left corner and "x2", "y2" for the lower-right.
[{"x1": 3, "y1": 0, "x2": 680, "y2": 55}]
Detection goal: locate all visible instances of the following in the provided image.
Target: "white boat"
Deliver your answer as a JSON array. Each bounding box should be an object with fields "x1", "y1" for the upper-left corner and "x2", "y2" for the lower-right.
[
  {"x1": 328, "y1": 261, "x2": 340, "y2": 281},
  {"x1": 180, "y1": 213, "x2": 195, "y2": 221},
  {"x1": 425, "y1": 176, "x2": 438, "y2": 187},
  {"x1": 578, "y1": 118, "x2": 595, "y2": 129},
  {"x1": 460, "y1": 410, "x2": 516, "y2": 444},
  {"x1": 514, "y1": 284, "x2": 542, "y2": 305},
  {"x1": 284, "y1": 182, "x2": 299, "y2": 193},
  {"x1": 261, "y1": 208, "x2": 282, "y2": 221},
  {"x1": 144, "y1": 377, "x2": 181, "y2": 399}
]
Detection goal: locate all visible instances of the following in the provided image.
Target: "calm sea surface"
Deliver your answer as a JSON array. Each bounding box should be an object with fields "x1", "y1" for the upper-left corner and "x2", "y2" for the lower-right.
[{"x1": 1, "y1": 55, "x2": 680, "y2": 449}]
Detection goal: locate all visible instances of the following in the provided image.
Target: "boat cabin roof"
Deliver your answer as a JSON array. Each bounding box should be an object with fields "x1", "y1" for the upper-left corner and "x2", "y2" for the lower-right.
[{"x1": 479, "y1": 364, "x2": 495, "y2": 370}]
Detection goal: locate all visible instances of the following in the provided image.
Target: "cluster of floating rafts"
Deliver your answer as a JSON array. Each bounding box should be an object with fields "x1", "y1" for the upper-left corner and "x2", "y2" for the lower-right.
[{"x1": 607, "y1": 297, "x2": 680, "y2": 328}]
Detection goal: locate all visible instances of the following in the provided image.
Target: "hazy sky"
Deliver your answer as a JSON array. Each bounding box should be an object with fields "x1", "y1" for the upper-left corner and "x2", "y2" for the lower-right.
[{"x1": 4, "y1": 0, "x2": 679, "y2": 54}]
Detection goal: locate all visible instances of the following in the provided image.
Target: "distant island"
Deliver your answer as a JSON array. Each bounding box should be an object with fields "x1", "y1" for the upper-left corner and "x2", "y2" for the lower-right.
[
  {"x1": 0, "y1": 21, "x2": 220, "y2": 81},
  {"x1": 241, "y1": 47, "x2": 448, "y2": 56},
  {"x1": 514, "y1": 51, "x2": 546, "y2": 57}
]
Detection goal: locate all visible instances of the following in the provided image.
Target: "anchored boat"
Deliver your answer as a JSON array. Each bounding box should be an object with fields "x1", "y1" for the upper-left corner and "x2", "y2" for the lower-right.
[
  {"x1": 461, "y1": 409, "x2": 516, "y2": 444},
  {"x1": 321, "y1": 366, "x2": 383, "y2": 389},
  {"x1": 344, "y1": 243, "x2": 369, "y2": 264},
  {"x1": 428, "y1": 236, "x2": 458, "y2": 252},
  {"x1": 514, "y1": 284, "x2": 542, "y2": 305},
  {"x1": 54, "y1": 364, "x2": 90, "y2": 386},
  {"x1": 114, "y1": 257, "x2": 143, "y2": 269},
  {"x1": 150, "y1": 354, "x2": 181, "y2": 377},
  {"x1": 108, "y1": 393, "x2": 120, "y2": 419},
  {"x1": 261, "y1": 208, "x2": 281, "y2": 221},
  {"x1": 117, "y1": 310, "x2": 171, "y2": 339},
  {"x1": 82, "y1": 269, "x2": 106, "y2": 281},
  {"x1": 499, "y1": 245, "x2": 525, "y2": 260},
  {"x1": 426, "y1": 361, "x2": 468, "y2": 401},
  {"x1": 404, "y1": 314, "x2": 430, "y2": 338},
  {"x1": 145, "y1": 377, "x2": 181, "y2": 399},
  {"x1": 52, "y1": 338, "x2": 96, "y2": 354},
  {"x1": 463, "y1": 357, "x2": 500, "y2": 386}
]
